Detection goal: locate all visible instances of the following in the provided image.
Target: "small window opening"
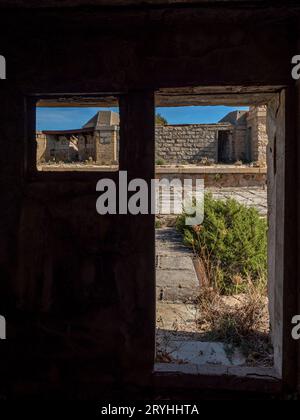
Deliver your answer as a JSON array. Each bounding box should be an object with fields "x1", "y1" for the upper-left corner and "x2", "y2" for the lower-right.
[{"x1": 35, "y1": 98, "x2": 120, "y2": 172}]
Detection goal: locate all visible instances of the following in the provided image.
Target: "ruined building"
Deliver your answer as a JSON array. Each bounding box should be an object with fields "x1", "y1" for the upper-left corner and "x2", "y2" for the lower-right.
[
  {"x1": 1, "y1": 0, "x2": 300, "y2": 401},
  {"x1": 37, "y1": 110, "x2": 120, "y2": 165},
  {"x1": 37, "y1": 106, "x2": 268, "y2": 165},
  {"x1": 156, "y1": 105, "x2": 268, "y2": 165}
]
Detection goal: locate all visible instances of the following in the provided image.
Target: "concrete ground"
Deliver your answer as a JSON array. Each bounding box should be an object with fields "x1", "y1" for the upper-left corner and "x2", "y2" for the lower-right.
[
  {"x1": 156, "y1": 329, "x2": 246, "y2": 367},
  {"x1": 209, "y1": 186, "x2": 267, "y2": 217},
  {"x1": 156, "y1": 228, "x2": 247, "y2": 367},
  {"x1": 158, "y1": 186, "x2": 267, "y2": 218},
  {"x1": 156, "y1": 300, "x2": 246, "y2": 366},
  {"x1": 156, "y1": 228, "x2": 199, "y2": 302}
]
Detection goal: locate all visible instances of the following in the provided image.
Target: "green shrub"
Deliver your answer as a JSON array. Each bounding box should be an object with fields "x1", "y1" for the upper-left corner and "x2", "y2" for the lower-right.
[
  {"x1": 156, "y1": 157, "x2": 166, "y2": 166},
  {"x1": 155, "y1": 219, "x2": 163, "y2": 229},
  {"x1": 176, "y1": 194, "x2": 267, "y2": 295}
]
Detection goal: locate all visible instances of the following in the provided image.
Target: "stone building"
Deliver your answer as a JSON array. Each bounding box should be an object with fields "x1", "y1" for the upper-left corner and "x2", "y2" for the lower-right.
[
  {"x1": 156, "y1": 106, "x2": 268, "y2": 165},
  {"x1": 37, "y1": 106, "x2": 267, "y2": 166},
  {"x1": 37, "y1": 110, "x2": 120, "y2": 165}
]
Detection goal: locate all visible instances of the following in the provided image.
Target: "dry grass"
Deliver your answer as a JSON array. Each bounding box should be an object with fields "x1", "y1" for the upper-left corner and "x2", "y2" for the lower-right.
[{"x1": 195, "y1": 281, "x2": 273, "y2": 366}]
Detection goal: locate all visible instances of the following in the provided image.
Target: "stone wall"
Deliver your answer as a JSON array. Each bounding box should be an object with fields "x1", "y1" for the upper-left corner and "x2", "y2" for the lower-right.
[
  {"x1": 155, "y1": 116, "x2": 267, "y2": 165},
  {"x1": 155, "y1": 124, "x2": 231, "y2": 164},
  {"x1": 36, "y1": 131, "x2": 47, "y2": 162},
  {"x1": 156, "y1": 168, "x2": 267, "y2": 188},
  {"x1": 38, "y1": 133, "x2": 82, "y2": 162},
  {"x1": 37, "y1": 111, "x2": 267, "y2": 166},
  {"x1": 77, "y1": 133, "x2": 96, "y2": 161},
  {"x1": 232, "y1": 126, "x2": 248, "y2": 162},
  {"x1": 37, "y1": 127, "x2": 120, "y2": 165},
  {"x1": 95, "y1": 127, "x2": 119, "y2": 165},
  {"x1": 247, "y1": 106, "x2": 268, "y2": 163}
]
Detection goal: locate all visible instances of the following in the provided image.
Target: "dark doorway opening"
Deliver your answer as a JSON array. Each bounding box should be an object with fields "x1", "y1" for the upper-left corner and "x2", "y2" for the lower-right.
[{"x1": 218, "y1": 130, "x2": 230, "y2": 163}]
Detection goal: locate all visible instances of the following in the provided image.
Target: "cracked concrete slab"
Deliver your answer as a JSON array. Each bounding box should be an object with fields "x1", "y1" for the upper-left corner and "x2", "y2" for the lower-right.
[
  {"x1": 156, "y1": 228, "x2": 199, "y2": 302},
  {"x1": 208, "y1": 186, "x2": 267, "y2": 216},
  {"x1": 156, "y1": 326, "x2": 246, "y2": 367}
]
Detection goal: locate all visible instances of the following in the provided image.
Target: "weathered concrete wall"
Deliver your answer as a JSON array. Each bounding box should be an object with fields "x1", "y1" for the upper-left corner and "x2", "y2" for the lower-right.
[
  {"x1": 0, "y1": 1, "x2": 298, "y2": 399},
  {"x1": 266, "y1": 95, "x2": 281, "y2": 376},
  {"x1": 157, "y1": 168, "x2": 267, "y2": 188}
]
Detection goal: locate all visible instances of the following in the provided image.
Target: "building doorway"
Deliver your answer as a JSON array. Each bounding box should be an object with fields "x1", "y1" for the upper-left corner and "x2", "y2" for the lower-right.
[{"x1": 218, "y1": 130, "x2": 230, "y2": 163}]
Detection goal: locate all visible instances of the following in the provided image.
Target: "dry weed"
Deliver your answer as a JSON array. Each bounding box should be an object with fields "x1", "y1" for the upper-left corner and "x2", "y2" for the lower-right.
[{"x1": 196, "y1": 281, "x2": 273, "y2": 366}]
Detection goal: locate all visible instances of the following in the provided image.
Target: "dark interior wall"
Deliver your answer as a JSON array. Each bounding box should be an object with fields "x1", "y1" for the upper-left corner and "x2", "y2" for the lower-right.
[
  {"x1": 0, "y1": 6, "x2": 296, "y2": 92},
  {"x1": 0, "y1": 3, "x2": 299, "y2": 398}
]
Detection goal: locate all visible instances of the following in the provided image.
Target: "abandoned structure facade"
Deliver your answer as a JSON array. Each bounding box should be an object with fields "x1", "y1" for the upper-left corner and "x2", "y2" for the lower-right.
[
  {"x1": 156, "y1": 106, "x2": 268, "y2": 165},
  {"x1": 36, "y1": 106, "x2": 268, "y2": 165},
  {"x1": 37, "y1": 110, "x2": 120, "y2": 165}
]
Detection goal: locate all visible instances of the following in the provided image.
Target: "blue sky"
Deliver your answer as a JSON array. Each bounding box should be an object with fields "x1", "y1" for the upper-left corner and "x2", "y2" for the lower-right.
[{"x1": 36, "y1": 106, "x2": 249, "y2": 131}]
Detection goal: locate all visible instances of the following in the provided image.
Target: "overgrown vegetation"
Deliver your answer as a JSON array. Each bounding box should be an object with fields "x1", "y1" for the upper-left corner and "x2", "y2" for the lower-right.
[
  {"x1": 176, "y1": 194, "x2": 267, "y2": 295},
  {"x1": 155, "y1": 219, "x2": 163, "y2": 229},
  {"x1": 156, "y1": 157, "x2": 166, "y2": 166},
  {"x1": 169, "y1": 195, "x2": 272, "y2": 365},
  {"x1": 195, "y1": 284, "x2": 272, "y2": 365}
]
